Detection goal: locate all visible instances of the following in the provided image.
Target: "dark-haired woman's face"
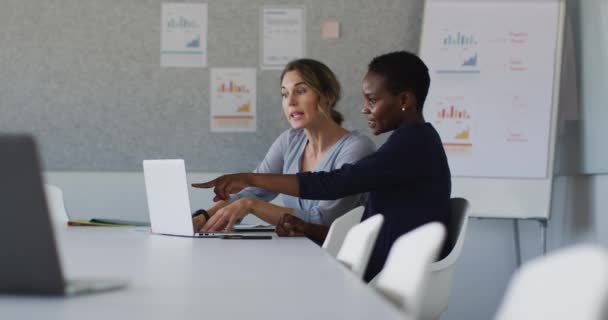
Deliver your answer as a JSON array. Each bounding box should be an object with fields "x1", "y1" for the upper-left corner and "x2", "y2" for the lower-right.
[{"x1": 361, "y1": 71, "x2": 405, "y2": 135}]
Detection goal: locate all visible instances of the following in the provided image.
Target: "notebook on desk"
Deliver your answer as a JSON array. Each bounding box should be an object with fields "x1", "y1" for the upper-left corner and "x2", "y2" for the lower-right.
[
  {"x1": 143, "y1": 159, "x2": 272, "y2": 238},
  {"x1": 0, "y1": 134, "x2": 127, "y2": 295}
]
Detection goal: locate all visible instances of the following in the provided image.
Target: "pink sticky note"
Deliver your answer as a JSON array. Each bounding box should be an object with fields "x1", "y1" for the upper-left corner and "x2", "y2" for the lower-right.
[{"x1": 321, "y1": 20, "x2": 340, "y2": 39}]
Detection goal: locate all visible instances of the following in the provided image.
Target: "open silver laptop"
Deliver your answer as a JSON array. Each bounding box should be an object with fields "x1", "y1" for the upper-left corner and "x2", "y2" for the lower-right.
[
  {"x1": 0, "y1": 134, "x2": 127, "y2": 295},
  {"x1": 143, "y1": 159, "x2": 264, "y2": 237}
]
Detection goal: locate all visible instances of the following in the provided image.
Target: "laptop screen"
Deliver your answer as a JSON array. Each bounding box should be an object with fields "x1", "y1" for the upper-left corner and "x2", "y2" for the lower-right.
[
  {"x1": 0, "y1": 135, "x2": 66, "y2": 294},
  {"x1": 143, "y1": 159, "x2": 196, "y2": 236}
]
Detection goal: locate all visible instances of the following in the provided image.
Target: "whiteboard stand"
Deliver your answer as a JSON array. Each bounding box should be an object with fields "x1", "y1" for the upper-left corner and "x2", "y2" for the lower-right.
[
  {"x1": 513, "y1": 218, "x2": 548, "y2": 267},
  {"x1": 470, "y1": 8, "x2": 576, "y2": 268},
  {"x1": 472, "y1": 217, "x2": 547, "y2": 267},
  {"x1": 420, "y1": 0, "x2": 571, "y2": 269}
]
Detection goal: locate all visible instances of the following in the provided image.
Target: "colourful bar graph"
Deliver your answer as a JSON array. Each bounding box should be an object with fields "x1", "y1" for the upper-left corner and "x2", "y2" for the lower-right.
[
  {"x1": 218, "y1": 80, "x2": 250, "y2": 93},
  {"x1": 437, "y1": 105, "x2": 470, "y2": 120}
]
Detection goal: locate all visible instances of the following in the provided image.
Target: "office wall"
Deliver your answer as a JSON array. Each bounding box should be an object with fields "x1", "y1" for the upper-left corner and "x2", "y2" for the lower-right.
[
  {"x1": 0, "y1": 0, "x2": 422, "y2": 171},
  {"x1": 571, "y1": 0, "x2": 608, "y2": 173}
]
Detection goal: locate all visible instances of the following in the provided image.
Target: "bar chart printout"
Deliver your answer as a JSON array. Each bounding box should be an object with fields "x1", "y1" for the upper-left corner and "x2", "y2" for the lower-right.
[
  {"x1": 435, "y1": 30, "x2": 480, "y2": 74},
  {"x1": 430, "y1": 96, "x2": 474, "y2": 156},
  {"x1": 210, "y1": 68, "x2": 257, "y2": 132},
  {"x1": 161, "y1": 3, "x2": 208, "y2": 67}
]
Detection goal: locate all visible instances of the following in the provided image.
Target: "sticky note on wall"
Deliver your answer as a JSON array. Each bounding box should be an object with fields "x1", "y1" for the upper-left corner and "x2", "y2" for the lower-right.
[{"x1": 321, "y1": 20, "x2": 340, "y2": 39}]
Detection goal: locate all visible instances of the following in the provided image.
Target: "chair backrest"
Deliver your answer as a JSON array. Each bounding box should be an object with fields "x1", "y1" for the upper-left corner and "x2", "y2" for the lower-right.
[
  {"x1": 442, "y1": 197, "x2": 470, "y2": 260},
  {"x1": 419, "y1": 197, "x2": 470, "y2": 320},
  {"x1": 373, "y1": 222, "x2": 446, "y2": 319},
  {"x1": 336, "y1": 214, "x2": 384, "y2": 279},
  {"x1": 322, "y1": 206, "x2": 365, "y2": 257},
  {"x1": 494, "y1": 244, "x2": 608, "y2": 320},
  {"x1": 44, "y1": 184, "x2": 69, "y2": 225}
]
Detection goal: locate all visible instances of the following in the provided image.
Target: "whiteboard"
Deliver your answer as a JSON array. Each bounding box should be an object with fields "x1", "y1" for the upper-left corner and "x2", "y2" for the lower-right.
[{"x1": 420, "y1": 0, "x2": 565, "y2": 218}]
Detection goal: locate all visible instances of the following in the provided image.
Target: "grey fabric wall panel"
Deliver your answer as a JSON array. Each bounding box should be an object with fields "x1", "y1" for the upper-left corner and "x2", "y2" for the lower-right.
[{"x1": 0, "y1": 0, "x2": 423, "y2": 171}]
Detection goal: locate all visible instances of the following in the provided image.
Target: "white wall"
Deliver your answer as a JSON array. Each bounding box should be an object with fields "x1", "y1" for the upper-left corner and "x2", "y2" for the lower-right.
[
  {"x1": 44, "y1": 171, "x2": 268, "y2": 225},
  {"x1": 45, "y1": 172, "x2": 222, "y2": 222}
]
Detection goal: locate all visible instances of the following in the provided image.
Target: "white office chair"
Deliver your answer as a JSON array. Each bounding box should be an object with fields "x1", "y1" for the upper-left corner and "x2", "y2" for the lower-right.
[
  {"x1": 322, "y1": 206, "x2": 365, "y2": 258},
  {"x1": 494, "y1": 244, "x2": 608, "y2": 320},
  {"x1": 44, "y1": 184, "x2": 70, "y2": 226},
  {"x1": 336, "y1": 214, "x2": 384, "y2": 279},
  {"x1": 420, "y1": 197, "x2": 470, "y2": 320},
  {"x1": 372, "y1": 222, "x2": 446, "y2": 319}
]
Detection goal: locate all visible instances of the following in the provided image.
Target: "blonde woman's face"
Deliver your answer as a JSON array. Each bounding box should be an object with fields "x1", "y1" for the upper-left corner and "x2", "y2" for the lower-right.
[{"x1": 281, "y1": 70, "x2": 323, "y2": 129}]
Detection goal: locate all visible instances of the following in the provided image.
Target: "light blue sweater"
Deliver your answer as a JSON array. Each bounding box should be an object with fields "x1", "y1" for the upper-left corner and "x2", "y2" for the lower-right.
[{"x1": 230, "y1": 128, "x2": 375, "y2": 226}]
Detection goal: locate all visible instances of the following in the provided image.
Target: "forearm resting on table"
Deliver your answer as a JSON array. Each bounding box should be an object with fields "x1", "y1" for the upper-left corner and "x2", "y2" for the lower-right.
[
  {"x1": 305, "y1": 224, "x2": 330, "y2": 245},
  {"x1": 246, "y1": 198, "x2": 295, "y2": 225}
]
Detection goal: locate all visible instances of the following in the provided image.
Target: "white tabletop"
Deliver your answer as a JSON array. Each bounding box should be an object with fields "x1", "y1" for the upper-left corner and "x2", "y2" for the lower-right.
[{"x1": 0, "y1": 227, "x2": 405, "y2": 320}]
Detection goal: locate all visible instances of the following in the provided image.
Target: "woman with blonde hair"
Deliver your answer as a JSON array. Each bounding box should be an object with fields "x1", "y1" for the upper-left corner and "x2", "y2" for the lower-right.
[{"x1": 192, "y1": 59, "x2": 375, "y2": 232}]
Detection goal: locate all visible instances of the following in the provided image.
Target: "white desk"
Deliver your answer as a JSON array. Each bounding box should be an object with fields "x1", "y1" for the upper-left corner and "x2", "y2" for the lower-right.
[{"x1": 0, "y1": 227, "x2": 406, "y2": 320}]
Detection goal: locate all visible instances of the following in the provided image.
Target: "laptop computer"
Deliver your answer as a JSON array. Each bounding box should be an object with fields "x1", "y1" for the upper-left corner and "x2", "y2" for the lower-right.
[
  {"x1": 143, "y1": 159, "x2": 271, "y2": 237},
  {"x1": 0, "y1": 134, "x2": 127, "y2": 295}
]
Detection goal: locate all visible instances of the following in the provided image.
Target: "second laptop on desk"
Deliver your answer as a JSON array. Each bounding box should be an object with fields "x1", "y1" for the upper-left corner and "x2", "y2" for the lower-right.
[{"x1": 143, "y1": 159, "x2": 274, "y2": 238}]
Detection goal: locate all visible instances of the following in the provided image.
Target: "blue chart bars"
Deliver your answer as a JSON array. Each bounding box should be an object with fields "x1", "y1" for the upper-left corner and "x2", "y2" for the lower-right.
[{"x1": 442, "y1": 32, "x2": 477, "y2": 46}]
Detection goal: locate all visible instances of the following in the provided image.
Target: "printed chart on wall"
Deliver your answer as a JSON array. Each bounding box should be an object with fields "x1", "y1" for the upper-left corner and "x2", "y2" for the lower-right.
[
  {"x1": 161, "y1": 3, "x2": 208, "y2": 67},
  {"x1": 210, "y1": 68, "x2": 257, "y2": 132},
  {"x1": 260, "y1": 6, "x2": 305, "y2": 70},
  {"x1": 420, "y1": 1, "x2": 560, "y2": 178}
]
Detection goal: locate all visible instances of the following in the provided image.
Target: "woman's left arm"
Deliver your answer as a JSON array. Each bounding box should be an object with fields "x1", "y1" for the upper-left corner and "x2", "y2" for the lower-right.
[{"x1": 201, "y1": 197, "x2": 295, "y2": 232}]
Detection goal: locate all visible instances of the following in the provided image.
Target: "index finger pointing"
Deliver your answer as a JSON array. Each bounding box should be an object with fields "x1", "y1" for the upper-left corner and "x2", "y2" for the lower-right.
[{"x1": 192, "y1": 179, "x2": 217, "y2": 188}]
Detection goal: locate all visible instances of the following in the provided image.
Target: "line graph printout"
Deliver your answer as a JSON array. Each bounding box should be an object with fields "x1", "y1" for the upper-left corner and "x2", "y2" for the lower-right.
[{"x1": 421, "y1": 1, "x2": 560, "y2": 178}]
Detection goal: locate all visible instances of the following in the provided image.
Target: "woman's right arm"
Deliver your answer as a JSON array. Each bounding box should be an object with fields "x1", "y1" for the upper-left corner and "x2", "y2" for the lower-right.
[
  {"x1": 193, "y1": 130, "x2": 292, "y2": 229},
  {"x1": 297, "y1": 132, "x2": 427, "y2": 200},
  {"x1": 196, "y1": 131, "x2": 423, "y2": 201}
]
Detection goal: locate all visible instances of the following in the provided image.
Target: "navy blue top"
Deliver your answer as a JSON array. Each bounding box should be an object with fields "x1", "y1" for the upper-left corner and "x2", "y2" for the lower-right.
[{"x1": 297, "y1": 122, "x2": 451, "y2": 281}]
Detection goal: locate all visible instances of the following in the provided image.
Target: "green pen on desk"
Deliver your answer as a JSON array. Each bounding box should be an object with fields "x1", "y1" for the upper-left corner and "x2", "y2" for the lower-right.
[{"x1": 89, "y1": 218, "x2": 150, "y2": 227}]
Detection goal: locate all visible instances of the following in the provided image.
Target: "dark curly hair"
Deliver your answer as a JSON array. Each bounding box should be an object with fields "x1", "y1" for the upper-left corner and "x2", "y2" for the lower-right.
[{"x1": 368, "y1": 51, "x2": 431, "y2": 111}]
